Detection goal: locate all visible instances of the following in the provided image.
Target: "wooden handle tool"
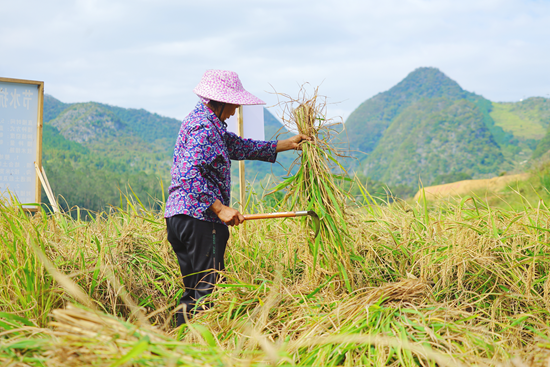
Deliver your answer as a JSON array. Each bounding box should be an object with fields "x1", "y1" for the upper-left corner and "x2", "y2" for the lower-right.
[{"x1": 243, "y1": 210, "x2": 320, "y2": 238}]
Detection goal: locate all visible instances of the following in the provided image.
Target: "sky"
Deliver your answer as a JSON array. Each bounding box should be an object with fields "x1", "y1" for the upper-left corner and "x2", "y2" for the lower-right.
[{"x1": 1, "y1": 0, "x2": 549, "y2": 122}]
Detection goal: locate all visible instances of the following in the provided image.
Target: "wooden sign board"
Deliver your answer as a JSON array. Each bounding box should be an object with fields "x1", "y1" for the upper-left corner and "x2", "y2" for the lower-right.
[{"x1": 0, "y1": 77, "x2": 44, "y2": 210}]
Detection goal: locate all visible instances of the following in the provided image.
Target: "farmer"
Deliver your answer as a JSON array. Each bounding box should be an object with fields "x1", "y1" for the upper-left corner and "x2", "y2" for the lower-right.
[{"x1": 165, "y1": 70, "x2": 309, "y2": 326}]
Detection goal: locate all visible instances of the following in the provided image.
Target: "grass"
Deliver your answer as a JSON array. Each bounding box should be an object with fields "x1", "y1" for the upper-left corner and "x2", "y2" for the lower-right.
[
  {"x1": 490, "y1": 103, "x2": 546, "y2": 140},
  {"x1": 465, "y1": 164, "x2": 550, "y2": 212},
  {"x1": 2, "y1": 184, "x2": 550, "y2": 365},
  {"x1": 410, "y1": 160, "x2": 550, "y2": 213}
]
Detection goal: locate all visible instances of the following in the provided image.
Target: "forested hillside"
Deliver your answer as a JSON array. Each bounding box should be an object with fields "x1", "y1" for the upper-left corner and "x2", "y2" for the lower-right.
[
  {"x1": 490, "y1": 97, "x2": 550, "y2": 160},
  {"x1": 342, "y1": 67, "x2": 550, "y2": 187},
  {"x1": 343, "y1": 67, "x2": 482, "y2": 156},
  {"x1": 533, "y1": 131, "x2": 550, "y2": 160},
  {"x1": 42, "y1": 95, "x2": 178, "y2": 211},
  {"x1": 363, "y1": 98, "x2": 504, "y2": 186}
]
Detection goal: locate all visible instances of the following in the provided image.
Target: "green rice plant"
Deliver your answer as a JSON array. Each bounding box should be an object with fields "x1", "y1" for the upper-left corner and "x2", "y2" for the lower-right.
[
  {"x1": 5, "y1": 180, "x2": 550, "y2": 365},
  {"x1": 539, "y1": 166, "x2": 550, "y2": 193},
  {"x1": 271, "y1": 85, "x2": 355, "y2": 290},
  {"x1": 0, "y1": 196, "x2": 61, "y2": 326},
  {"x1": 0, "y1": 191, "x2": 181, "y2": 329}
]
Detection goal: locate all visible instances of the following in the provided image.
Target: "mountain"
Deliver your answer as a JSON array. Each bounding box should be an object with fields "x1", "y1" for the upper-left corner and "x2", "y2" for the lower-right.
[
  {"x1": 531, "y1": 99, "x2": 550, "y2": 159},
  {"x1": 343, "y1": 67, "x2": 480, "y2": 157},
  {"x1": 533, "y1": 131, "x2": 550, "y2": 160},
  {"x1": 490, "y1": 98, "x2": 549, "y2": 142},
  {"x1": 489, "y1": 97, "x2": 550, "y2": 160},
  {"x1": 362, "y1": 98, "x2": 504, "y2": 186},
  {"x1": 42, "y1": 95, "x2": 180, "y2": 211},
  {"x1": 341, "y1": 67, "x2": 548, "y2": 186}
]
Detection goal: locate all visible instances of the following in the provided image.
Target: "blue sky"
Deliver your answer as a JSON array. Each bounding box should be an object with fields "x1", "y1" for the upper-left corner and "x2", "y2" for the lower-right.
[{"x1": 1, "y1": 0, "x2": 549, "y2": 121}]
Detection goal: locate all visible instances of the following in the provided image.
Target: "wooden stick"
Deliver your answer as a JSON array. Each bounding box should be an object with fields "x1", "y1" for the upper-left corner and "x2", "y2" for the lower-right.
[
  {"x1": 243, "y1": 212, "x2": 298, "y2": 220},
  {"x1": 243, "y1": 211, "x2": 320, "y2": 238},
  {"x1": 34, "y1": 162, "x2": 59, "y2": 213},
  {"x1": 41, "y1": 166, "x2": 60, "y2": 213},
  {"x1": 34, "y1": 162, "x2": 52, "y2": 205}
]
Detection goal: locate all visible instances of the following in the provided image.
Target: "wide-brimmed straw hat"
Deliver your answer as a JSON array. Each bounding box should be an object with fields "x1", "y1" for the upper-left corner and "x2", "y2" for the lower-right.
[{"x1": 193, "y1": 70, "x2": 265, "y2": 105}]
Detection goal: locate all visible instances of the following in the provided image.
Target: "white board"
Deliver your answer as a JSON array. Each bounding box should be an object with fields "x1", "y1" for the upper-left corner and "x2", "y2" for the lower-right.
[
  {"x1": 0, "y1": 78, "x2": 43, "y2": 208},
  {"x1": 226, "y1": 105, "x2": 265, "y2": 141}
]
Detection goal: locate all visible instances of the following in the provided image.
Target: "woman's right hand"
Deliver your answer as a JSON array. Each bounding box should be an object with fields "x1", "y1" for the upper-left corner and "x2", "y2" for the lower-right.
[{"x1": 210, "y1": 200, "x2": 245, "y2": 226}]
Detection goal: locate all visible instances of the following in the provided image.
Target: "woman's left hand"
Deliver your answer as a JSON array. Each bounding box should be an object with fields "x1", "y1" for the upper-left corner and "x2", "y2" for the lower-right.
[{"x1": 276, "y1": 134, "x2": 312, "y2": 152}]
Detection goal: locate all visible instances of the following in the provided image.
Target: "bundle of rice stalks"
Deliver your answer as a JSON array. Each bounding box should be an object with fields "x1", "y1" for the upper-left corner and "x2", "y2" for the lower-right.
[{"x1": 271, "y1": 85, "x2": 354, "y2": 290}]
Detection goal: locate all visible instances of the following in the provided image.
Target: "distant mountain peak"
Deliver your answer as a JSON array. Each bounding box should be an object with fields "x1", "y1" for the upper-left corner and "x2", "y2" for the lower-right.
[
  {"x1": 405, "y1": 66, "x2": 451, "y2": 79},
  {"x1": 388, "y1": 67, "x2": 467, "y2": 100},
  {"x1": 342, "y1": 66, "x2": 473, "y2": 155},
  {"x1": 49, "y1": 103, "x2": 126, "y2": 143}
]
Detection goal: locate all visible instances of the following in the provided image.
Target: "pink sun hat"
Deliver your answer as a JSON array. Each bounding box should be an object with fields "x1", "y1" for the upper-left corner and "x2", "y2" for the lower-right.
[{"x1": 193, "y1": 70, "x2": 265, "y2": 105}]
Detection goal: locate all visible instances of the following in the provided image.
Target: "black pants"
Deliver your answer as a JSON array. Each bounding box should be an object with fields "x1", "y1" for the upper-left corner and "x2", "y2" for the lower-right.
[{"x1": 166, "y1": 214, "x2": 230, "y2": 326}]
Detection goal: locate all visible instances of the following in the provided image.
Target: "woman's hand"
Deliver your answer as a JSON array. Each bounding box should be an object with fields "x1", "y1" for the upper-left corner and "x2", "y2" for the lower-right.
[
  {"x1": 210, "y1": 200, "x2": 245, "y2": 226},
  {"x1": 276, "y1": 134, "x2": 312, "y2": 152}
]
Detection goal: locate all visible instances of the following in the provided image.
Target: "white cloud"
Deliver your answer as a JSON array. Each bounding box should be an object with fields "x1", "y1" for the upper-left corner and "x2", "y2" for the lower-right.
[{"x1": 1, "y1": 0, "x2": 549, "y2": 120}]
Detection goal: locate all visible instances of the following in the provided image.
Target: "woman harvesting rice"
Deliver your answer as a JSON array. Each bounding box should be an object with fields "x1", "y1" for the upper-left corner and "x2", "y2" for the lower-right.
[{"x1": 165, "y1": 70, "x2": 309, "y2": 326}]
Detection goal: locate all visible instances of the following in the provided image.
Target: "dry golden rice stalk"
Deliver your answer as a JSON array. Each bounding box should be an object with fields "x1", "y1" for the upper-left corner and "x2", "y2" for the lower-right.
[
  {"x1": 271, "y1": 85, "x2": 354, "y2": 289},
  {"x1": 357, "y1": 278, "x2": 431, "y2": 305},
  {"x1": 43, "y1": 304, "x2": 222, "y2": 367}
]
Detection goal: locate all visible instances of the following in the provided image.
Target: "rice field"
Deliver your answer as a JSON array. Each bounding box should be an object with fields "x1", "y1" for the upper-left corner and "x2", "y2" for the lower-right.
[{"x1": 2, "y1": 189, "x2": 550, "y2": 366}]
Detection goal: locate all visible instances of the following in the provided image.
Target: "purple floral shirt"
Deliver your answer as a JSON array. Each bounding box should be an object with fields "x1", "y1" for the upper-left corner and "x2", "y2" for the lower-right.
[{"x1": 165, "y1": 102, "x2": 277, "y2": 223}]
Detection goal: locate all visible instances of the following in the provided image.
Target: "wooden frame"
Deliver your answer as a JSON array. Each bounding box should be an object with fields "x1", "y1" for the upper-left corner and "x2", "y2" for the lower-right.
[{"x1": 0, "y1": 77, "x2": 44, "y2": 211}]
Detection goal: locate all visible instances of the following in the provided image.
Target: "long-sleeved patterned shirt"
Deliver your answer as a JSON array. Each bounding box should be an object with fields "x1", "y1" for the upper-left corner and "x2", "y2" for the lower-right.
[{"x1": 164, "y1": 101, "x2": 278, "y2": 223}]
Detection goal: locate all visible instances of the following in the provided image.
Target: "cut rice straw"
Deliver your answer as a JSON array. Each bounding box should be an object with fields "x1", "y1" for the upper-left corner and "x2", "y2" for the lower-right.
[{"x1": 270, "y1": 84, "x2": 355, "y2": 291}]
